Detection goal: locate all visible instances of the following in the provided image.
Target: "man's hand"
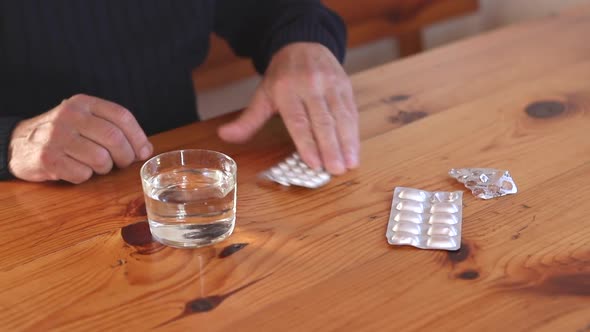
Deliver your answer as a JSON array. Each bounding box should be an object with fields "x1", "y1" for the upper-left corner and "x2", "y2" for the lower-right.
[
  {"x1": 218, "y1": 42, "x2": 359, "y2": 175},
  {"x1": 8, "y1": 94, "x2": 153, "y2": 184}
]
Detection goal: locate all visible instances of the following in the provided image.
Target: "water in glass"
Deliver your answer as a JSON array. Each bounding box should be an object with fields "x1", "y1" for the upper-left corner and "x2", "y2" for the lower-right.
[{"x1": 143, "y1": 167, "x2": 236, "y2": 247}]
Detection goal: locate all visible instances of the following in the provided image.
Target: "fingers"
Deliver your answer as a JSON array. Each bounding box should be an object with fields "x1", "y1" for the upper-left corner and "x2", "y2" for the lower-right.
[
  {"x1": 218, "y1": 89, "x2": 274, "y2": 143},
  {"x1": 327, "y1": 90, "x2": 360, "y2": 169},
  {"x1": 275, "y1": 93, "x2": 322, "y2": 170},
  {"x1": 77, "y1": 115, "x2": 137, "y2": 168},
  {"x1": 53, "y1": 154, "x2": 94, "y2": 184},
  {"x1": 9, "y1": 94, "x2": 151, "y2": 184},
  {"x1": 34, "y1": 144, "x2": 93, "y2": 184},
  {"x1": 70, "y1": 94, "x2": 152, "y2": 160},
  {"x1": 304, "y1": 96, "x2": 346, "y2": 175},
  {"x1": 28, "y1": 121, "x2": 114, "y2": 178},
  {"x1": 64, "y1": 135, "x2": 113, "y2": 175}
]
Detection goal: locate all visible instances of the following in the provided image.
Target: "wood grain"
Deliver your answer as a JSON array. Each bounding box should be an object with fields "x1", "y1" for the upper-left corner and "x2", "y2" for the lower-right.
[{"x1": 2, "y1": 5, "x2": 590, "y2": 331}]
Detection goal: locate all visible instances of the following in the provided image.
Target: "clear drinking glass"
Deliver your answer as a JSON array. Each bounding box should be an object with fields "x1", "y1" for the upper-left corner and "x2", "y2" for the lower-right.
[{"x1": 140, "y1": 149, "x2": 237, "y2": 248}]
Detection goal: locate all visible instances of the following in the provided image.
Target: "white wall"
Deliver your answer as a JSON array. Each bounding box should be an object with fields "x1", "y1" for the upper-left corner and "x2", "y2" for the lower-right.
[{"x1": 198, "y1": 0, "x2": 590, "y2": 120}]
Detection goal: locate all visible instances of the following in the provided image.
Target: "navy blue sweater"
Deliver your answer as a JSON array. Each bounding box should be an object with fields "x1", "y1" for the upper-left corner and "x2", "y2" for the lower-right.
[{"x1": 0, "y1": 0, "x2": 346, "y2": 179}]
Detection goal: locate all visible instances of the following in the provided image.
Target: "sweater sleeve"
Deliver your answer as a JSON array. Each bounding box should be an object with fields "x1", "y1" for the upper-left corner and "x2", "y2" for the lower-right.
[
  {"x1": 0, "y1": 117, "x2": 22, "y2": 180},
  {"x1": 213, "y1": 0, "x2": 347, "y2": 74}
]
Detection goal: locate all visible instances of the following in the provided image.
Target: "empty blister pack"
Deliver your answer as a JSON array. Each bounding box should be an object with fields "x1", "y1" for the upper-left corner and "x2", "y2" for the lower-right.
[
  {"x1": 259, "y1": 153, "x2": 331, "y2": 189},
  {"x1": 449, "y1": 168, "x2": 517, "y2": 199},
  {"x1": 386, "y1": 187, "x2": 463, "y2": 250}
]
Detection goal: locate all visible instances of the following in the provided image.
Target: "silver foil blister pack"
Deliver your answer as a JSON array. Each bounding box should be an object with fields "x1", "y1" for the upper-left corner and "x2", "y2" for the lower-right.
[
  {"x1": 386, "y1": 187, "x2": 463, "y2": 251},
  {"x1": 260, "y1": 153, "x2": 331, "y2": 189},
  {"x1": 449, "y1": 168, "x2": 517, "y2": 200}
]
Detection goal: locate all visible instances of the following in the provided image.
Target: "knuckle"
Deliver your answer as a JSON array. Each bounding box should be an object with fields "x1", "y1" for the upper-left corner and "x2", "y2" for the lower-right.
[
  {"x1": 328, "y1": 70, "x2": 345, "y2": 82},
  {"x1": 340, "y1": 107, "x2": 358, "y2": 122},
  {"x1": 45, "y1": 122, "x2": 73, "y2": 143},
  {"x1": 271, "y1": 77, "x2": 292, "y2": 94},
  {"x1": 305, "y1": 70, "x2": 321, "y2": 82},
  {"x1": 102, "y1": 125, "x2": 125, "y2": 146},
  {"x1": 313, "y1": 112, "x2": 335, "y2": 129},
  {"x1": 111, "y1": 149, "x2": 135, "y2": 168},
  {"x1": 345, "y1": 144, "x2": 359, "y2": 157},
  {"x1": 114, "y1": 106, "x2": 134, "y2": 125},
  {"x1": 325, "y1": 87, "x2": 340, "y2": 97},
  {"x1": 57, "y1": 94, "x2": 91, "y2": 119},
  {"x1": 38, "y1": 147, "x2": 56, "y2": 167},
  {"x1": 43, "y1": 122, "x2": 62, "y2": 142},
  {"x1": 130, "y1": 130, "x2": 147, "y2": 147},
  {"x1": 341, "y1": 80, "x2": 354, "y2": 94},
  {"x1": 53, "y1": 104, "x2": 76, "y2": 121},
  {"x1": 92, "y1": 148, "x2": 113, "y2": 174},
  {"x1": 307, "y1": 71, "x2": 330, "y2": 87},
  {"x1": 61, "y1": 94, "x2": 88, "y2": 109},
  {"x1": 287, "y1": 112, "x2": 310, "y2": 131},
  {"x1": 69, "y1": 93, "x2": 91, "y2": 103},
  {"x1": 307, "y1": 92, "x2": 325, "y2": 104},
  {"x1": 37, "y1": 149, "x2": 60, "y2": 181}
]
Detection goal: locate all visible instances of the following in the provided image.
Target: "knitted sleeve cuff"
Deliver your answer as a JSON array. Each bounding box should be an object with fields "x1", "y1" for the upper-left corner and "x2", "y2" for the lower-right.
[
  {"x1": 0, "y1": 117, "x2": 23, "y2": 180},
  {"x1": 254, "y1": 9, "x2": 347, "y2": 73}
]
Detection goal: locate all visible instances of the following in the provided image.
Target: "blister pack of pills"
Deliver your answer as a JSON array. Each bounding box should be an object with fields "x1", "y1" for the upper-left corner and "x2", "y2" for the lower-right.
[
  {"x1": 386, "y1": 187, "x2": 463, "y2": 250},
  {"x1": 259, "y1": 153, "x2": 331, "y2": 189},
  {"x1": 449, "y1": 168, "x2": 517, "y2": 199}
]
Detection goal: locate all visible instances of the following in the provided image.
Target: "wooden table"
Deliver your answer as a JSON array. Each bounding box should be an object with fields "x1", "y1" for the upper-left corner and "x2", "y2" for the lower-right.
[{"x1": 2, "y1": 5, "x2": 590, "y2": 331}]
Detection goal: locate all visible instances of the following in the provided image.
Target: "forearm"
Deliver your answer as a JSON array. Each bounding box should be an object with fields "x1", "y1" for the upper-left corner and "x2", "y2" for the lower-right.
[{"x1": 213, "y1": 0, "x2": 347, "y2": 73}]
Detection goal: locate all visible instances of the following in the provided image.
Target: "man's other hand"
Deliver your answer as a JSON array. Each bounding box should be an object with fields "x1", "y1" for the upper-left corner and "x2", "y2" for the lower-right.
[
  {"x1": 8, "y1": 94, "x2": 152, "y2": 184},
  {"x1": 218, "y1": 42, "x2": 359, "y2": 175}
]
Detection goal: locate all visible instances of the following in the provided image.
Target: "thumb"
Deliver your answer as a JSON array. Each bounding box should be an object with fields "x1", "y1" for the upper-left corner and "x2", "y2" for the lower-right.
[{"x1": 218, "y1": 88, "x2": 274, "y2": 143}]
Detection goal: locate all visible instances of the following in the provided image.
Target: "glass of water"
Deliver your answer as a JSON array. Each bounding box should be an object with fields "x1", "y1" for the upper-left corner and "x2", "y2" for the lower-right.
[{"x1": 140, "y1": 149, "x2": 237, "y2": 248}]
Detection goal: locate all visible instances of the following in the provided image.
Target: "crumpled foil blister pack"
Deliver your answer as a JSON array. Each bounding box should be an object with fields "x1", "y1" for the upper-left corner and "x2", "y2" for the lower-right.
[
  {"x1": 259, "y1": 153, "x2": 331, "y2": 189},
  {"x1": 386, "y1": 187, "x2": 463, "y2": 251},
  {"x1": 449, "y1": 168, "x2": 517, "y2": 199}
]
